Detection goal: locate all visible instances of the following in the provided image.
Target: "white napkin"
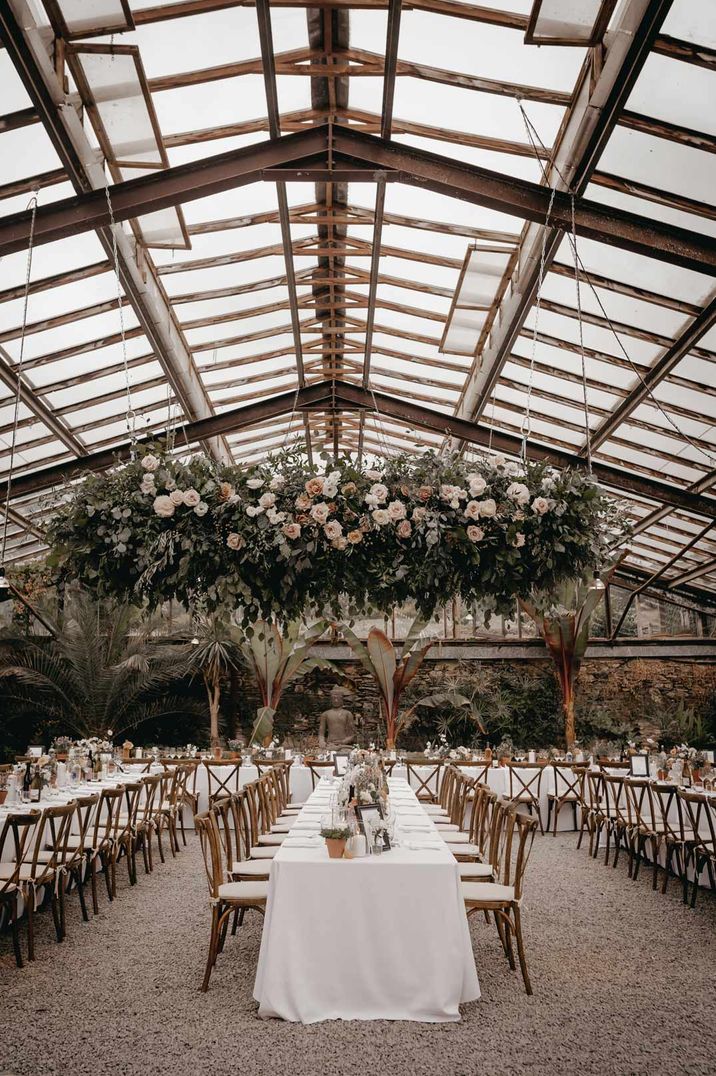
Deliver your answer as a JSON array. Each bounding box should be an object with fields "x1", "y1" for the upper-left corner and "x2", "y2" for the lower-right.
[
  {"x1": 404, "y1": 839, "x2": 443, "y2": 850},
  {"x1": 400, "y1": 822, "x2": 432, "y2": 831},
  {"x1": 283, "y1": 836, "x2": 321, "y2": 848}
]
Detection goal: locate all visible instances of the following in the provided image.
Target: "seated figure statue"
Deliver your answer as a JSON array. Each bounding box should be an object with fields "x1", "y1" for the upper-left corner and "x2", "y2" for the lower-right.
[{"x1": 318, "y1": 686, "x2": 356, "y2": 749}]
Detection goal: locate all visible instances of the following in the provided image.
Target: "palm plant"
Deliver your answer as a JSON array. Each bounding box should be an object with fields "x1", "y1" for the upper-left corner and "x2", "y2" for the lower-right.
[
  {"x1": 520, "y1": 563, "x2": 619, "y2": 747},
  {"x1": 0, "y1": 592, "x2": 201, "y2": 740},
  {"x1": 341, "y1": 617, "x2": 434, "y2": 750},
  {"x1": 178, "y1": 614, "x2": 244, "y2": 748},
  {"x1": 238, "y1": 620, "x2": 335, "y2": 745}
]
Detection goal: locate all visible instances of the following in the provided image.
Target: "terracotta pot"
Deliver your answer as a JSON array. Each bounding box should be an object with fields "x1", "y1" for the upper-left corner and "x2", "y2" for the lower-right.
[{"x1": 325, "y1": 838, "x2": 346, "y2": 860}]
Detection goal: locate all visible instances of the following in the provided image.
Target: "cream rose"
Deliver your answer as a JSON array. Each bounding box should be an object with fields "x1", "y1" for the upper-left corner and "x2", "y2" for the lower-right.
[
  {"x1": 258, "y1": 491, "x2": 276, "y2": 509},
  {"x1": 387, "y1": 499, "x2": 406, "y2": 520},
  {"x1": 226, "y1": 532, "x2": 244, "y2": 550},
  {"x1": 153, "y1": 495, "x2": 175, "y2": 518},
  {"x1": 332, "y1": 536, "x2": 348, "y2": 551},
  {"x1": 141, "y1": 454, "x2": 159, "y2": 472},
  {"x1": 478, "y1": 498, "x2": 497, "y2": 518},
  {"x1": 267, "y1": 508, "x2": 286, "y2": 525},
  {"x1": 396, "y1": 520, "x2": 412, "y2": 539},
  {"x1": 467, "y1": 474, "x2": 486, "y2": 496},
  {"x1": 531, "y1": 496, "x2": 551, "y2": 515},
  {"x1": 193, "y1": 501, "x2": 209, "y2": 517},
  {"x1": 245, "y1": 505, "x2": 263, "y2": 517},
  {"x1": 247, "y1": 478, "x2": 264, "y2": 490},
  {"x1": 372, "y1": 508, "x2": 390, "y2": 526},
  {"x1": 295, "y1": 493, "x2": 312, "y2": 510},
  {"x1": 506, "y1": 482, "x2": 530, "y2": 507},
  {"x1": 467, "y1": 525, "x2": 484, "y2": 543},
  {"x1": 369, "y1": 482, "x2": 389, "y2": 504},
  {"x1": 418, "y1": 485, "x2": 432, "y2": 502},
  {"x1": 282, "y1": 523, "x2": 301, "y2": 540},
  {"x1": 347, "y1": 529, "x2": 363, "y2": 544},
  {"x1": 464, "y1": 500, "x2": 481, "y2": 520},
  {"x1": 412, "y1": 506, "x2": 427, "y2": 523},
  {"x1": 183, "y1": 488, "x2": 201, "y2": 508},
  {"x1": 305, "y1": 477, "x2": 324, "y2": 497},
  {"x1": 218, "y1": 481, "x2": 235, "y2": 501},
  {"x1": 365, "y1": 469, "x2": 381, "y2": 481},
  {"x1": 310, "y1": 502, "x2": 330, "y2": 525},
  {"x1": 269, "y1": 475, "x2": 286, "y2": 491},
  {"x1": 323, "y1": 520, "x2": 343, "y2": 541},
  {"x1": 169, "y1": 490, "x2": 185, "y2": 507}
]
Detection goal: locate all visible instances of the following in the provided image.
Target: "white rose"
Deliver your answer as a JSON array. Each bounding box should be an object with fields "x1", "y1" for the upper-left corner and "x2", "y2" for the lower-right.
[
  {"x1": 412, "y1": 506, "x2": 427, "y2": 523},
  {"x1": 426, "y1": 530, "x2": 439, "y2": 547},
  {"x1": 310, "y1": 502, "x2": 330, "y2": 524},
  {"x1": 504, "y1": 461, "x2": 520, "y2": 476},
  {"x1": 258, "y1": 491, "x2": 276, "y2": 509},
  {"x1": 479, "y1": 498, "x2": 497, "y2": 518},
  {"x1": 387, "y1": 500, "x2": 406, "y2": 520},
  {"x1": 226, "y1": 532, "x2": 244, "y2": 550},
  {"x1": 169, "y1": 490, "x2": 185, "y2": 507},
  {"x1": 492, "y1": 454, "x2": 506, "y2": 469},
  {"x1": 183, "y1": 488, "x2": 201, "y2": 508},
  {"x1": 372, "y1": 509, "x2": 390, "y2": 526},
  {"x1": 467, "y1": 525, "x2": 484, "y2": 543},
  {"x1": 439, "y1": 484, "x2": 456, "y2": 501},
  {"x1": 449, "y1": 498, "x2": 460, "y2": 510},
  {"x1": 332, "y1": 536, "x2": 348, "y2": 551},
  {"x1": 467, "y1": 474, "x2": 486, "y2": 496},
  {"x1": 245, "y1": 505, "x2": 263, "y2": 517},
  {"x1": 324, "y1": 520, "x2": 343, "y2": 541},
  {"x1": 193, "y1": 501, "x2": 209, "y2": 517},
  {"x1": 364, "y1": 493, "x2": 379, "y2": 509},
  {"x1": 141, "y1": 454, "x2": 159, "y2": 472},
  {"x1": 267, "y1": 508, "x2": 286, "y2": 525},
  {"x1": 153, "y1": 495, "x2": 175, "y2": 518},
  {"x1": 531, "y1": 496, "x2": 551, "y2": 515},
  {"x1": 365, "y1": 469, "x2": 381, "y2": 480},
  {"x1": 269, "y1": 475, "x2": 285, "y2": 491},
  {"x1": 165, "y1": 477, "x2": 176, "y2": 491},
  {"x1": 369, "y1": 482, "x2": 388, "y2": 504},
  {"x1": 247, "y1": 478, "x2": 264, "y2": 489},
  {"x1": 464, "y1": 500, "x2": 481, "y2": 520},
  {"x1": 506, "y1": 482, "x2": 530, "y2": 506}
]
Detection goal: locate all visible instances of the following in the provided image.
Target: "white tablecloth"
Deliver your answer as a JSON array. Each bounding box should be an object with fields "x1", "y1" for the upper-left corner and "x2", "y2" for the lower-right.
[{"x1": 253, "y1": 776, "x2": 480, "y2": 1023}]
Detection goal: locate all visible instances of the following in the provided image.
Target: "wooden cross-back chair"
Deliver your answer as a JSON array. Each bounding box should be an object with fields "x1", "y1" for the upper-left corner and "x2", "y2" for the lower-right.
[
  {"x1": 679, "y1": 789, "x2": 716, "y2": 907},
  {"x1": 63, "y1": 793, "x2": 98, "y2": 924},
  {"x1": 600, "y1": 774, "x2": 632, "y2": 872},
  {"x1": 305, "y1": 759, "x2": 335, "y2": 790},
  {"x1": 547, "y1": 764, "x2": 587, "y2": 836},
  {"x1": 195, "y1": 810, "x2": 267, "y2": 992},
  {"x1": 624, "y1": 778, "x2": 659, "y2": 888},
  {"x1": 580, "y1": 770, "x2": 605, "y2": 856},
  {"x1": 134, "y1": 773, "x2": 161, "y2": 876},
  {"x1": 86, "y1": 786, "x2": 124, "y2": 915},
  {"x1": 462, "y1": 806, "x2": 538, "y2": 995},
  {"x1": 0, "y1": 812, "x2": 40, "y2": 966},
  {"x1": 202, "y1": 758, "x2": 243, "y2": 807},
  {"x1": 153, "y1": 767, "x2": 182, "y2": 863},
  {"x1": 112, "y1": 780, "x2": 143, "y2": 891},
  {"x1": 405, "y1": 759, "x2": 442, "y2": 803},
  {"x1": 648, "y1": 782, "x2": 694, "y2": 900},
  {"x1": 505, "y1": 763, "x2": 545, "y2": 834}
]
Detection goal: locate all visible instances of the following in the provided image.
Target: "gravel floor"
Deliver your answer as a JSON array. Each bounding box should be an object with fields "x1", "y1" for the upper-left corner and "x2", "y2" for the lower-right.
[{"x1": 1, "y1": 831, "x2": 715, "y2": 1076}]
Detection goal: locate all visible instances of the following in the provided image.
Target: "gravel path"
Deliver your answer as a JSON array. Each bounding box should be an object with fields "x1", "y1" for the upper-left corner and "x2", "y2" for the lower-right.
[{"x1": 1, "y1": 832, "x2": 715, "y2": 1076}]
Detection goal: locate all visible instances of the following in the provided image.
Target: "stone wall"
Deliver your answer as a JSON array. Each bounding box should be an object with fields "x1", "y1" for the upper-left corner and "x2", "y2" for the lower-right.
[{"x1": 231, "y1": 650, "x2": 716, "y2": 748}]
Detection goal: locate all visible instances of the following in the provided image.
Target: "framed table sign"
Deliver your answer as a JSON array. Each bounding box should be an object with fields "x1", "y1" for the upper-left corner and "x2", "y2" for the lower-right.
[
  {"x1": 629, "y1": 753, "x2": 650, "y2": 777},
  {"x1": 333, "y1": 752, "x2": 351, "y2": 776},
  {"x1": 355, "y1": 802, "x2": 390, "y2": 850}
]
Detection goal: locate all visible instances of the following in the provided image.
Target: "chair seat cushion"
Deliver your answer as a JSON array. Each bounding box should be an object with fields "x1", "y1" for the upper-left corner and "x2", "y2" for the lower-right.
[
  {"x1": 231, "y1": 860, "x2": 272, "y2": 878},
  {"x1": 462, "y1": 881, "x2": 515, "y2": 904},
  {"x1": 250, "y1": 846, "x2": 279, "y2": 859},
  {"x1": 217, "y1": 880, "x2": 268, "y2": 902},
  {"x1": 258, "y1": 833, "x2": 286, "y2": 845},
  {"x1": 424, "y1": 806, "x2": 449, "y2": 815},
  {"x1": 442, "y1": 830, "x2": 470, "y2": 843},
  {"x1": 271, "y1": 823, "x2": 294, "y2": 833},
  {"x1": 434, "y1": 821, "x2": 459, "y2": 831},
  {"x1": 458, "y1": 861, "x2": 493, "y2": 879},
  {"x1": 0, "y1": 862, "x2": 51, "y2": 883},
  {"x1": 446, "y1": 842, "x2": 482, "y2": 857}
]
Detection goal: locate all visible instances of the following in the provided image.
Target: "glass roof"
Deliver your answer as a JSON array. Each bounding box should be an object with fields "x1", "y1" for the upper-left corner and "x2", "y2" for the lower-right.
[{"x1": 0, "y1": 0, "x2": 713, "y2": 609}]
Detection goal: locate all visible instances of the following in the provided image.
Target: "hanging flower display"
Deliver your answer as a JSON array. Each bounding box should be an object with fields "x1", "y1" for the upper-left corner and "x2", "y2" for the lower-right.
[{"x1": 46, "y1": 447, "x2": 627, "y2": 623}]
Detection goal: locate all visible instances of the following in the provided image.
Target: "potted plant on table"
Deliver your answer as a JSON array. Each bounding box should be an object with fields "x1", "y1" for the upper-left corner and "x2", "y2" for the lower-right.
[{"x1": 320, "y1": 824, "x2": 352, "y2": 859}]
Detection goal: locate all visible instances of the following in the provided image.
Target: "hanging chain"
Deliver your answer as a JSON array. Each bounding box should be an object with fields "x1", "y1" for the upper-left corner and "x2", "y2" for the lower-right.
[
  {"x1": 518, "y1": 101, "x2": 716, "y2": 468},
  {"x1": 570, "y1": 193, "x2": 593, "y2": 474},
  {"x1": 1, "y1": 197, "x2": 37, "y2": 570},
  {"x1": 520, "y1": 176, "x2": 557, "y2": 464},
  {"x1": 104, "y1": 182, "x2": 137, "y2": 451},
  {"x1": 281, "y1": 384, "x2": 302, "y2": 451}
]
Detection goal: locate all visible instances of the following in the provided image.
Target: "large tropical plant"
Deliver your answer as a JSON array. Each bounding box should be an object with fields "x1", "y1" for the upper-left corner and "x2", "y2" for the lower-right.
[
  {"x1": 520, "y1": 563, "x2": 620, "y2": 747},
  {"x1": 341, "y1": 617, "x2": 434, "y2": 749},
  {"x1": 238, "y1": 619, "x2": 335, "y2": 745},
  {"x1": 178, "y1": 614, "x2": 244, "y2": 748},
  {"x1": 0, "y1": 592, "x2": 201, "y2": 740}
]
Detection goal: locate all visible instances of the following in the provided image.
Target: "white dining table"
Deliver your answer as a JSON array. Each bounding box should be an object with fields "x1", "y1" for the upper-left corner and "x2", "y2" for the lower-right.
[{"x1": 253, "y1": 775, "x2": 480, "y2": 1023}]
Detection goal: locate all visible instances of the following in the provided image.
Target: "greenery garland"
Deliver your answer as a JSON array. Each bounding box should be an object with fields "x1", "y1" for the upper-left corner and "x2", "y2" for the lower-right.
[{"x1": 46, "y1": 447, "x2": 627, "y2": 623}]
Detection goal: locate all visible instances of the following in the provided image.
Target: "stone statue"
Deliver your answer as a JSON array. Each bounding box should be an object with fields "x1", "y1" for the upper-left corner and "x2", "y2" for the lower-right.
[{"x1": 318, "y1": 686, "x2": 356, "y2": 749}]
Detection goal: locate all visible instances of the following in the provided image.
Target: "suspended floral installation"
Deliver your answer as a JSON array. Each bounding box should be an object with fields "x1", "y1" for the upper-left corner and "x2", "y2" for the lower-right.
[{"x1": 46, "y1": 446, "x2": 627, "y2": 623}]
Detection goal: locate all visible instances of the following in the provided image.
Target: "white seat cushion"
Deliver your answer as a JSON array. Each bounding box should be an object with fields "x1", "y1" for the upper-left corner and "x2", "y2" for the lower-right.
[
  {"x1": 0, "y1": 862, "x2": 51, "y2": 883},
  {"x1": 434, "y1": 821, "x2": 459, "y2": 831},
  {"x1": 250, "y1": 846, "x2": 279, "y2": 859},
  {"x1": 446, "y1": 842, "x2": 482, "y2": 857},
  {"x1": 258, "y1": 833, "x2": 286, "y2": 845},
  {"x1": 458, "y1": 862, "x2": 493, "y2": 879},
  {"x1": 424, "y1": 806, "x2": 449, "y2": 815},
  {"x1": 441, "y1": 830, "x2": 469, "y2": 841},
  {"x1": 271, "y1": 823, "x2": 294, "y2": 833},
  {"x1": 231, "y1": 860, "x2": 271, "y2": 877},
  {"x1": 217, "y1": 880, "x2": 268, "y2": 902},
  {"x1": 462, "y1": 881, "x2": 515, "y2": 904}
]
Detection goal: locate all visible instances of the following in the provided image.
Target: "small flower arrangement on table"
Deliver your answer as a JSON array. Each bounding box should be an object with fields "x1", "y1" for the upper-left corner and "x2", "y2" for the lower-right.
[
  {"x1": 337, "y1": 749, "x2": 388, "y2": 809},
  {"x1": 320, "y1": 824, "x2": 353, "y2": 859}
]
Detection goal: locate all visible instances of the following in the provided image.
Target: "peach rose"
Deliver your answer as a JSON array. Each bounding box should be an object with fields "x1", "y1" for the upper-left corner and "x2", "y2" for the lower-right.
[
  {"x1": 347, "y1": 529, "x2": 363, "y2": 544},
  {"x1": 226, "y1": 532, "x2": 244, "y2": 550},
  {"x1": 283, "y1": 523, "x2": 301, "y2": 540},
  {"x1": 466, "y1": 525, "x2": 484, "y2": 543},
  {"x1": 418, "y1": 485, "x2": 432, "y2": 502},
  {"x1": 396, "y1": 520, "x2": 412, "y2": 539},
  {"x1": 218, "y1": 482, "x2": 235, "y2": 501},
  {"x1": 305, "y1": 477, "x2": 324, "y2": 497},
  {"x1": 295, "y1": 493, "x2": 312, "y2": 510}
]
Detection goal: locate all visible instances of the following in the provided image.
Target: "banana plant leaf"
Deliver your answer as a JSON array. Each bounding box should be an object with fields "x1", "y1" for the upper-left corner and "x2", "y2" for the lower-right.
[{"x1": 249, "y1": 705, "x2": 275, "y2": 746}]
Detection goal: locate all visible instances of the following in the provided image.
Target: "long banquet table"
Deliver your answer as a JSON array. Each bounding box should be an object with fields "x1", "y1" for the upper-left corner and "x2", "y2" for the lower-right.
[{"x1": 253, "y1": 774, "x2": 480, "y2": 1023}]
